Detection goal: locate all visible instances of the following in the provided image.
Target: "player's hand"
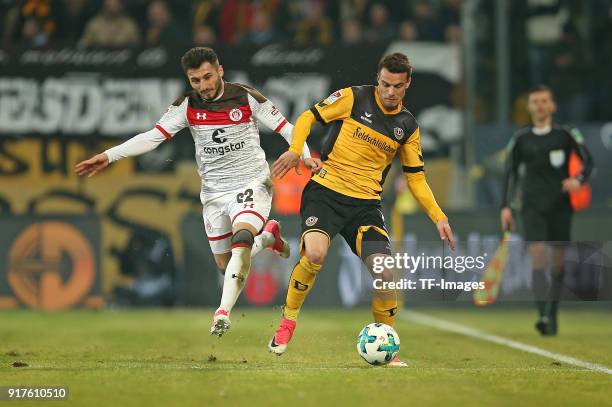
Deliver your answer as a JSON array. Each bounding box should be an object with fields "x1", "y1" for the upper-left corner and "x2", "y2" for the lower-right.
[
  {"x1": 75, "y1": 153, "x2": 109, "y2": 178},
  {"x1": 562, "y1": 177, "x2": 581, "y2": 192},
  {"x1": 303, "y1": 157, "x2": 322, "y2": 174},
  {"x1": 436, "y1": 220, "x2": 455, "y2": 251},
  {"x1": 272, "y1": 151, "x2": 300, "y2": 178},
  {"x1": 500, "y1": 206, "x2": 514, "y2": 231}
]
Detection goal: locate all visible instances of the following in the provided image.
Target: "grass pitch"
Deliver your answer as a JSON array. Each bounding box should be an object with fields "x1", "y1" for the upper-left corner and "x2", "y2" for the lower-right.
[{"x1": 1, "y1": 307, "x2": 611, "y2": 406}]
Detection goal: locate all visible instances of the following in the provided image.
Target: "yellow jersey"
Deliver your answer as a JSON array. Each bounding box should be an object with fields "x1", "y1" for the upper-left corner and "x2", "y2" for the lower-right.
[{"x1": 290, "y1": 85, "x2": 446, "y2": 223}]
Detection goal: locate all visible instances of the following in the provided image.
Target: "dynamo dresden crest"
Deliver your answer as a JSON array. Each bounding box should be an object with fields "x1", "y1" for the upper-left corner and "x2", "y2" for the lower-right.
[
  {"x1": 393, "y1": 127, "x2": 404, "y2": 140},
  {"x1": 305, "y1": 216, "x2": 318, "y2": 227}
]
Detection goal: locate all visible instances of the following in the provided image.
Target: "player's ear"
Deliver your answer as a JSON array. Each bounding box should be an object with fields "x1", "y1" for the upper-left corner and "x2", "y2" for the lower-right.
[
  {"x1": 218, "y1": 65, "x2": 224, "y2": 78},
  {"x1": 406, "y1": 76, "x2": 412, "y2": 89}
]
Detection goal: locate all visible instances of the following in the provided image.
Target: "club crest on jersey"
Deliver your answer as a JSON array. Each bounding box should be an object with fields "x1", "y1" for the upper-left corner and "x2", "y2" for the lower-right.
[
  {"x1": 305, "y1": 216, "x2": 318, "y2": 227},
  {"x1": 393, "y1": 127, "x2": 404, "y2": 140},
  {"x1": 229, "y1": 108, "x2": 243, "y2": 122},
  {"x1": 549, "y1": 149, "x2": 565, "y2": 168}
]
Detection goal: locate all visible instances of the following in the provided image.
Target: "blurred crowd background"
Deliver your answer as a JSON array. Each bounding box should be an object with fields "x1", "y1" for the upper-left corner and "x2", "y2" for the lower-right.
[{"x1": 2, "y1": 0, "x2": 612, "y2": 122}]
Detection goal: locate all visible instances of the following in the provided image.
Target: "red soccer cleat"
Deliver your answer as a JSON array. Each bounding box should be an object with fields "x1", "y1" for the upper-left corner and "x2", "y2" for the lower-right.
[
  {"x1": 263, "y1": 219, "x2": 290, "y2": 258},
  {"x1": 268, "y1": 316, "x2": 296, "y2": 355}
]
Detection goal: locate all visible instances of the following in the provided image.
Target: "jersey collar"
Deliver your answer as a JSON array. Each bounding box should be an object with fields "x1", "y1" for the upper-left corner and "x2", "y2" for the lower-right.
[{"x1": 532, "y1": 124, "x2": 552, "y2": 136}]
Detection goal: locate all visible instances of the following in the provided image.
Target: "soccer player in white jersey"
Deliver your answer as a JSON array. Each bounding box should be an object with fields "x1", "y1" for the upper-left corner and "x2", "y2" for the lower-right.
[{"x1": 76, "y1": 47, "x2": 322, "y2": 337}]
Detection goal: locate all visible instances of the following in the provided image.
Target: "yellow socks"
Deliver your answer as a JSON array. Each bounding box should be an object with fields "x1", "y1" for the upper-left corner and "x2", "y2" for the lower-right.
[
  {"x1": 371, "y1": 289, "x2": 398, "y2": 326},
  {"x1": 283, "y1": 256, "x2": 321, "y2": 321},
  {"x1": 282, "y1": 255, "x2": 397, "y2": 325}
]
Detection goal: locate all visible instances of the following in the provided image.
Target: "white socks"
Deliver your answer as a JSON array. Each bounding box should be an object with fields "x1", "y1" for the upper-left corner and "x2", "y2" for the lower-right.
[
  {"x1": 219, "y1": 246, "x2": 252, "y2": 313},
  {"x1": 217, "y1": 231, "x2": 275, "y2": 315}
]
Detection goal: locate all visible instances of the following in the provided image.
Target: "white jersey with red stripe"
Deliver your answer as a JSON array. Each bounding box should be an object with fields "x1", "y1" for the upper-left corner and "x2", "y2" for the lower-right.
[
  {"x1": 154, "y1": 82, "x2": 296, "y2": 195},
  {"x1": 103, "y1": 82, "x2": 312, "y2": 250}
]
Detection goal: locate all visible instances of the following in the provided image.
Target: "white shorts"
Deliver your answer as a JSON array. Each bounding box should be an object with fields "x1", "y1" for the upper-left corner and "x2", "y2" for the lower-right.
[{"x1": 202, "y1": 177, "x2": 273, "y2": 254}]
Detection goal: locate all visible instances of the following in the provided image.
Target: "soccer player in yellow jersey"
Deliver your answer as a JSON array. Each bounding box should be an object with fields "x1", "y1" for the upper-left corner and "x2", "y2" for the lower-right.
[{"x1": 268, "y1": 53, "x2": 454, "y2": 366}]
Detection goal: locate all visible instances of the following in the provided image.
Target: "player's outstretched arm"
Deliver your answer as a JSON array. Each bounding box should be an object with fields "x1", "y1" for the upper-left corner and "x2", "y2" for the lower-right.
[
  {"x1": 436, "y1": 219, "x2": 455, "y2": 251},
  {"x1": 75, "y1": 128, "x2": 167, "y2": 178},
  {"x1": 272, "y1": 150, "x2": 300, "y2": 179},
  {"x1": 404, "y1": 172, "x2": 454, "y2": 250},
  {"x1": 246, "y1": 90, "x2": 322, "y2": 175},
  {"x1": 287, "y1": 110, "x2": 317, "y2": 158},
  {"x1": 272, "y1": 118, "x2": 322, "y2": 175},
  {"x1": 75, "y1": 153, "x2": 110, "y2": 178},
  {"x1": 272, "y1": 108, "x2": 321, "y2": 178},
  {"x1": 399, "y1": 127, "x2": 453, "y2": 249}
]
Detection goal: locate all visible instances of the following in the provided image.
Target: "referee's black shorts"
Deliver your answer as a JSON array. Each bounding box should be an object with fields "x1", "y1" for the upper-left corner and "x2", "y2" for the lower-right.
[
  {"x1": 299, "y1": 180, "x2": 391, "y2": 261},
  {"x1": 521, "y1": 203, "x2": 572, "y2": 242}
]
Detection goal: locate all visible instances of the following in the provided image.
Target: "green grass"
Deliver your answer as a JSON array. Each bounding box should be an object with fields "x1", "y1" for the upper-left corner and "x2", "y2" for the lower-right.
[{"x1": 1, "y1": 307, "x2": 611, "y2": 406}]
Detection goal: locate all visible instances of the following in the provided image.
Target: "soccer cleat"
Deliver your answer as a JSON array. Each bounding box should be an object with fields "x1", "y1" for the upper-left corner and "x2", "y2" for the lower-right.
[
  {"x1": 535, "y1": 316, "x2": 548, "y2": 335},
  {"x1": 387, "y1": 357, "x2": 408, "y2": 367},
  {"x1": 547, "y1": 316, "x2": 558, "y2": 336},
  {"x1": 535, "y1": 316, "x2": 557, "y2": 336},
  {"x1": 268, "y1": 316, "x2": 296, "y2": 355},
  {"x1": 210, "y1": 309, "x2": 231, "y2": 337},
  {"x1": 263, "y1": 219, "x2": 290, "y2": 258}
]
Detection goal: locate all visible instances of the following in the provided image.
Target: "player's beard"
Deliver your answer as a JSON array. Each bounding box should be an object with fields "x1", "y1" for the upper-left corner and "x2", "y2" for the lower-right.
[{"x1": 201, "y1": 77, "x2": 224, "y2": 101}]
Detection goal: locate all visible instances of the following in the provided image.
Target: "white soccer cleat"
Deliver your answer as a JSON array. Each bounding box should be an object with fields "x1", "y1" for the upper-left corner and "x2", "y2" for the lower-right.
[
  {"x1": 268, "y1": 337, "x2": 288, "y2": 355},
  {"x1": 210, "y1": 309, "x2": 231, "y2": 337}
]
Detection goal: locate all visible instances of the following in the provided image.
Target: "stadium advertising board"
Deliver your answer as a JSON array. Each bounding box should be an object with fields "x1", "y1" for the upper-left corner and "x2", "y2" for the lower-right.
[{"x1": 0, "y1": 44, "x2": 459, "y2": 145}]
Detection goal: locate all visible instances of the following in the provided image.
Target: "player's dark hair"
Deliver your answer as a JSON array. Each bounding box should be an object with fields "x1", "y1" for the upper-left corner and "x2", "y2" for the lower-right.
[
  {"x1": 528, "y1": 85, "x2": 555, "y2": 99},
  {"x1": 378, "y1": 53, "x2": 412, "y2": 78},
  {"x1": 181, "y1": 47, "x2": 219, "y2": 72}
]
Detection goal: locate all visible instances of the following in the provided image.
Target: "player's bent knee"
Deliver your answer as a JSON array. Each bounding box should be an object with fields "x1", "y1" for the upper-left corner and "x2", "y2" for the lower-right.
[
  {"x1": 302, "y1": 231, "x2": 329, "y2": 264},
  {"x1": 231, "y1": 229, "x2": 254, "y2": 249},
  {"x1": 232, "y1": 222, "x2": 259, "y2": 237},
  {"x1": 305, "y1": 246, "x2": 327, "y2": 265}
]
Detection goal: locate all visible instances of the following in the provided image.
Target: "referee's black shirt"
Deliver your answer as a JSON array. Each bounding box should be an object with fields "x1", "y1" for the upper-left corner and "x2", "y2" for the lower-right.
[{"x1": 502, "y1": 124, "x2": 594, "y2": 212}]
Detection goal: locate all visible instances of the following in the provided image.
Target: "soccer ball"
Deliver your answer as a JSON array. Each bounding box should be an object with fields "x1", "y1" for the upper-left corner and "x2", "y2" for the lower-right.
[{"x1": 357, "y1": 323, "x2": 400, "y2": 365}]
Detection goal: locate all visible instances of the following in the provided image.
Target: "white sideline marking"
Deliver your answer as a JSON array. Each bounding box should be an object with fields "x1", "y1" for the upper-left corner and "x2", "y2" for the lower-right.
[{"x1": 401, "y1": 311, "x2": 612, "y2": 375}]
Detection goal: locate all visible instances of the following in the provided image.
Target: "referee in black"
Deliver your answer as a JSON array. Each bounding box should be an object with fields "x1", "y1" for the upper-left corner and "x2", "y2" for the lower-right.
[{"x1": 500, "y1": 85, "x2": 593, "y2": 336}]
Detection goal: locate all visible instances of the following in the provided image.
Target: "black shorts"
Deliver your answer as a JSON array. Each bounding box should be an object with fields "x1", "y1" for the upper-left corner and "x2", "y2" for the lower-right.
[
  {"x1": 300, "y1": 180, "x2": 391, "y2": 260},
  {"x1": 521, "y1": 205, "x2": 572, "y2": 242}
]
